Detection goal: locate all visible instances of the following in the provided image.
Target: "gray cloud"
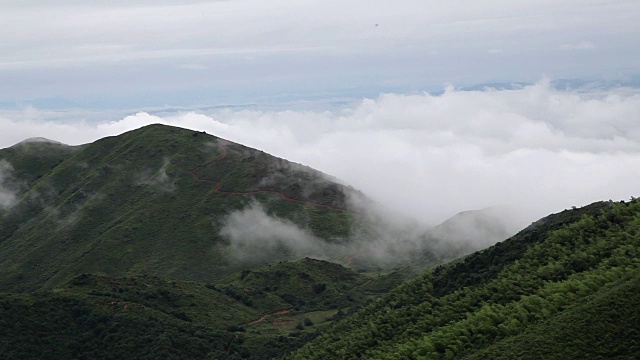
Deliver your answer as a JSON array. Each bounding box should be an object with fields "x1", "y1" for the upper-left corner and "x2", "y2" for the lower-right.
[{"x1": 1, "y1": 1, "x2": 639, "y2": 104}]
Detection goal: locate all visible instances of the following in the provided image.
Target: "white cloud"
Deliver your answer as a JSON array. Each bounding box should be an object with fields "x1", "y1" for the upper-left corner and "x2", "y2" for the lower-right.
[
  {"x1": 1, "y1": 83, "x2": 639, "y2": 226},
  {"x1": 0, "y1": 160, "x2": 19, "y2": 209},
  {"x1": 220, "y1": 202, "x2": 329, "y2": 263}
]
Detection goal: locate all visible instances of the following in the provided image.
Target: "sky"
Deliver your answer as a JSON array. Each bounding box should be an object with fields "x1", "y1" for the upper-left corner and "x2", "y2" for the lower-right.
[
  {"x1": 1, "y1": 0, "x2": 639, "y2": 108},
  {"x1": 1, "y1": 1, "x2": 640, "y2": 226}
]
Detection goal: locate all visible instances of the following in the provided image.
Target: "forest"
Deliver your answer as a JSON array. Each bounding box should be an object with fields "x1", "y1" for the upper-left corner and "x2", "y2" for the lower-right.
[{"x1": 290, "y1": 199, "x2": 640, "y2": 359}]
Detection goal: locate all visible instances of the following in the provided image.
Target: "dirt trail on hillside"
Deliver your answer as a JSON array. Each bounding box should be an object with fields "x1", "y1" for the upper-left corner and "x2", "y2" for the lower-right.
[
  {"x1": 188, "y1": 141, "x2": 352, "y2": 212},
  {"x1": 189, "y1": 141, "x2": 369, "y2": 265},
  {"x1": 240, "y1": 309, "x2": 293, "y2": 326},
  {"x1": 346, "y1": 252, "x2": 371, "y2": 266}
]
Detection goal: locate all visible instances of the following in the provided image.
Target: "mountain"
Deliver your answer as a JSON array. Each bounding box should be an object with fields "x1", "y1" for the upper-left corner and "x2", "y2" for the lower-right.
[
  {"x1": 0, "y1": 124, "x2": 524, "y2": 293},
  {"x1": 429, "y1": 206, "x2": 524, "y2": 255},
  {"x1": 4, "y1": 123, "x2": 637, "y2": 359},
  {"x1": 289, "y1": 199, "x2": 640, "y2": 359},
  {"x1": 3, "y1": 198, "x2": 637, "y2": 359},
  {"x1": 0, "y1": 124, "x2": 360, "y2": 292}
]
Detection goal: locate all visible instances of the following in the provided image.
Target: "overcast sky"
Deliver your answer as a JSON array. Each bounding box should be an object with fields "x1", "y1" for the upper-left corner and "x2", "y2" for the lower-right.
[
  {"x1": 1, "y1": 1, "x2": 640, "y2": 225},
  {"x1": 1, "y1": 0, "x2": 639, "y2": 107}
]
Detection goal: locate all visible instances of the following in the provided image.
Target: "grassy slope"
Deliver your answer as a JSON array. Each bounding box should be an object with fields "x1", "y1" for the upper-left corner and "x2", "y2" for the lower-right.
[
  {"x1": 0, "y1": 124, "x2": 357, "y2": 292},
  {"x1": 289, "y1": 199, "x2": 640, "y2": 359}
]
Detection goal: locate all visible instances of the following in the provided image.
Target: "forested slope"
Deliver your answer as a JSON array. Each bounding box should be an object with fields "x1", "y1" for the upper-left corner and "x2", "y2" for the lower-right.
[{"x1": 290, "y1": 199, "x2": 640, "y2": 359}]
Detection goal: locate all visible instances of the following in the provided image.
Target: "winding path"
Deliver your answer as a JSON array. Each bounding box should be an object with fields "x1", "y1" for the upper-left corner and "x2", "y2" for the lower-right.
[
  {"x1": 240, "y1": 309, "x2": 293, "y2": 326},
  {"x1": 188, "y1": 141, "x2": 352, "y2": 212},
  {"x1": 346, "y1": 251, "x2": 371, "y2": 266},
  {"x1": 189, "y1": 141, "x2": 369, "y2": 265}
]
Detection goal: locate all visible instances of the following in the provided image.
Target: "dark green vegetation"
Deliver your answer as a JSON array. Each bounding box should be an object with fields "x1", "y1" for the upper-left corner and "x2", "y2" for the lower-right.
[
  {"x1": 0, "y1": 258, "x2": 399, "y2": 359},
  {"x1": 0, "y1": 289, "x2": 243, "y2": 359},
  {"x1": 222, "y1": 258, "x2": 370, "y2": 311},
  {"x1": 290, "y1": 199, "x2": 640, "y2": 359},
  {"x1": 0, "y1": 124, "x2": 358, "y2": 292}
]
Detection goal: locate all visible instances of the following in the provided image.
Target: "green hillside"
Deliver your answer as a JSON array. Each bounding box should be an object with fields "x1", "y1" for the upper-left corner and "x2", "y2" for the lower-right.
[
  {"x1": 0, "y1": 258, "x2": 396, "y2": 359},
  {"x1": 221, "y1": 258, "x2": 399, "y2": 312},
  {"x1": 0, "y1": 124, "x2": 358, "y2": 292},
  {"x1": 290, "y1": 199, "x2": 640, "y2": 359}
]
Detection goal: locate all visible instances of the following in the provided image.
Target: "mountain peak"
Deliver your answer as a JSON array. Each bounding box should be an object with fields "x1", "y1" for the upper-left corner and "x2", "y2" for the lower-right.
[
  {"x1": 0, "y1": 123, "x2": 359, "y2": 292},
  {"x1": 13, "y1": 137, "x2": 64, "y2": 146}
]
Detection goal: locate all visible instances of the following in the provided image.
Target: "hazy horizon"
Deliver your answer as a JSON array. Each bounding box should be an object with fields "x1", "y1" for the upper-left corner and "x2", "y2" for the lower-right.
[{"x1": 2, "y1": 80, "x2": 639, "y2": 227}]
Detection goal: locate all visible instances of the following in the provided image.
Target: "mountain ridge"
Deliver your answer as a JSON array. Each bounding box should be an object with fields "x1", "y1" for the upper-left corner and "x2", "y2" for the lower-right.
[
  {"x1": 289, "y1": 199, "x2": 640, "y2": 359},
  {"x1": 0, "y1": 124, "x2": 361, "y2": 292}
]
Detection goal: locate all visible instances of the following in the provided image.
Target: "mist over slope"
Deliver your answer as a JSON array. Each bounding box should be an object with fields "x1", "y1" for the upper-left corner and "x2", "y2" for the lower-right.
[
  {"x1": 0, "y1": 124, "x2": 366, "y2": 291},
  {"x1": 0, "y1": 123, "x2": 512, "y2": 293},
  {"x1": 291, "y1": 198, "x2": 640, "y2": 359},
  {"x1": 2, "y1": 123, "x2": 636, "y2": 359}
]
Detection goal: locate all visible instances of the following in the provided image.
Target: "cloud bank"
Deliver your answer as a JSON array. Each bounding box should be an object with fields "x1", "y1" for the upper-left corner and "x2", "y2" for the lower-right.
[{"x1": 1, "y1": 82, "x2": 639, "y2": 225}]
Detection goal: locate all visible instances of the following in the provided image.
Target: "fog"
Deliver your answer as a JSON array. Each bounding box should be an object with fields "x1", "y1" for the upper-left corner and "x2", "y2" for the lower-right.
[
  {"x1": 219, "y1": 194, "x2": 520, "y2": 268},
  {"x1": 135, "y1": 157, "x2": 177, "y2": 193},
  {"x1": 220, "y1": 202, "x2": 332, "y2": 263},
  {"x1": 0, "y1": 160, "x2": 18, "y2": 210}
]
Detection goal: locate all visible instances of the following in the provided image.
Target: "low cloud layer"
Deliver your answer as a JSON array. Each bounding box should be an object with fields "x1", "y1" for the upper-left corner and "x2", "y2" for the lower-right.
[
  {"x1": 220, "y1": 202, "x2": 331, "y2": 263},
  {"x1": 219, "y1": 199, "x2": 517, "y2": 268},
  {"x1": 1, "y1": 83, "x2": 639, "y2": 226}
]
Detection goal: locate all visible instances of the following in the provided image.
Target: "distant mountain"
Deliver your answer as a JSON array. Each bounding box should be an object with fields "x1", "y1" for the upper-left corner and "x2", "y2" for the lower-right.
[
  {"x1": 430, "y1": 206, "x2": 524, "y2": 253},
  {"x1": 0, "y1": 124, "x2": 361, "y2": 292},
  {"x1": 290, "y1": 199, "x2": 640, "y2": 359}
]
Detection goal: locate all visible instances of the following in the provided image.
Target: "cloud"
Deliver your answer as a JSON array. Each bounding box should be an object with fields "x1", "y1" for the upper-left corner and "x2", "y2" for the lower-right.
[
  {"x1": 219, "y1": 202, "x2": 331, "y2": 263},
  {"x1": 1, "y1": 0, "x2": 639, "y2": 106},
  {"x1": 135, "y1": 157, "x2": 177, "y2": 192},
  {"x1": 0, "y1": 160, "x2": 19, "y2": 209},
  {"x1": 1, "y1": 83, "x2": 639, "y2": 227},
  {"x1": 559, "y1": 41, "x2": 595, "y2": 50}
]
